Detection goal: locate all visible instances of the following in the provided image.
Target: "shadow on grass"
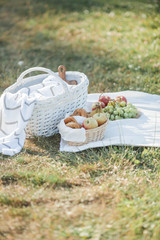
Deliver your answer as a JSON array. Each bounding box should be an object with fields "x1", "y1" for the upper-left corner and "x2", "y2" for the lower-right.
[
  {"x1": 25, "y1": 0, "x2": 156, "y2": 15},
  {"x1": 33, "y1": 0, "x2": 130, "y2": 13},
  {"x1": 26, "y1": 135, "x2": 159, "y2": 172},
  {"x1": 0, "y1": 0, "x2": 157, "y2": 18},
  {"x1": 24, "y1": 134, "x2": 61, "y2": 156},
  {"x1": 1, "y1": 0, "x2": 159, "y2": 93}
]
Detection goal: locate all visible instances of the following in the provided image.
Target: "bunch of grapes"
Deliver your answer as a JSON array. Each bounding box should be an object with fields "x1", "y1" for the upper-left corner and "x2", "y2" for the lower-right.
[{"x1": 103, "y1": 101, "x2": 138, "y2": 121}]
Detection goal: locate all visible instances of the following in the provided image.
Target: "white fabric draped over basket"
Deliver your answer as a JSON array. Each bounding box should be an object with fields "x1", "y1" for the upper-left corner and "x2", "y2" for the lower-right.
[
  {"x1": 0, "y1": 67, "x2": 89, "y2": 156},
  {"x1": 59, "y1": 91, "x2": 160, "y2": 152}
]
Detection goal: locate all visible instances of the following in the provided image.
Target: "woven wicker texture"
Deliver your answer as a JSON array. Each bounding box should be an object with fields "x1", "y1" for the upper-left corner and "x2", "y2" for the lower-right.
[
  {"x1": 4, "y1": 67, "x2": 89, "y2": 137},
  {"x1": 67, "y1": 120, "x2": 108, "y2": 146}
]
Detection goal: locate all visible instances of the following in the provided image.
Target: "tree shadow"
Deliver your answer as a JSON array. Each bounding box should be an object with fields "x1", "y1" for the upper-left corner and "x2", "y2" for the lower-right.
[
  {"x1": 1, "y1": 0, "x2": 156, "y2": 18},
  {"x1": 24, "y1": 135, "x2": 159, "y2": 173},
  {"x1": 31, "y1": 0, "x2": 156, "y2": 14}
]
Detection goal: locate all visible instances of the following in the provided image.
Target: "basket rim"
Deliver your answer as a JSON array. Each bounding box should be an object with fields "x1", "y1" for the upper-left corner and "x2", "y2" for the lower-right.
[
  {"x1": 67, "y1": 119, "x2": 108, "y2": 146},
  {"x1": 4, "y1": 71, "x2": 89, "y2": 104}
]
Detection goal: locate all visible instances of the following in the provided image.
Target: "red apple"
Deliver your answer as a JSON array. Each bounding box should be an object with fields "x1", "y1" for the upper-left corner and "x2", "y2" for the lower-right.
[
  {"x1": 92, "y1": 101, "x2": 104, "y2": 110},
  {"x1": 83, "y1": 117, "x2": 98, "y2": 130},
  {"x1": 114, "y1": 96, "x2": 127, "y2": 104},
  {"x1": 93, "y1": 113, "x2": 108, "y2": 126},
  {"x1": 99, "y1": 101, "x2": 105, "y2": 108},
  {"x1": 99, "y1": 95, "x2": 111, "y2": 106},
  {"x1": 91, "y1": 102, "x2": 103, "y2": 116}
]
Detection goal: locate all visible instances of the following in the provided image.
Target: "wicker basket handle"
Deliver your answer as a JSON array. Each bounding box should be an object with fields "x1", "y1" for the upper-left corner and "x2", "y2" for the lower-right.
[
  {"x1": 16, "y1": 67, "x2": 55, "y2": 82},
  {"x1": 16, "y1": 67, "x2": 70, "y2": 95}
]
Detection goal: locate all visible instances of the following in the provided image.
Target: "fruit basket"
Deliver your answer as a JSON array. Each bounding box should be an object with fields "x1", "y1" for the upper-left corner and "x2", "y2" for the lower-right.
[
  {"x1": 58, "y1": 107, "x2": 109, "y2": 146},
  {"x1": 67, "y1": 120, "x2": 108, "y2": 146},
  {"x1": 4, "y1": 67, "x2": 89, "y2": 137}
]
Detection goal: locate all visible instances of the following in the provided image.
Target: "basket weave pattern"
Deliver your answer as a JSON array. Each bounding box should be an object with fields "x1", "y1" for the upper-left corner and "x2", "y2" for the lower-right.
[
  {"x1": 4, "y1": 68, "x2": 89, "y2": 137},
  {"x1": 67, "y1": 120, "x2": 108, "y2": 146}
]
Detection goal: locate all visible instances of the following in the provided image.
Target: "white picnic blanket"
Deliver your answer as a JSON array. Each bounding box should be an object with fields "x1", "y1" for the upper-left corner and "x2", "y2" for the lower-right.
[
  {"x1": 0, "y1": 75, "x2": 66, "y2": 156},
  {"x1": 59, "y1": 91, "x2": 160, "y2": 152}
]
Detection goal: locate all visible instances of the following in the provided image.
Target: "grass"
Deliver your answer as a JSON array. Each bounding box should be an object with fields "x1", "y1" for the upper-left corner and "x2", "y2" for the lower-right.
[{"x1": 0, "y1": 0, "x2": 160, "y2": 239}]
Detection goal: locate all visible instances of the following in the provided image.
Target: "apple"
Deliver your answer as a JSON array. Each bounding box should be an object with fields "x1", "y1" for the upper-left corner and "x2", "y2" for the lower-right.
[
  {"x1": 92, "y1": 101, "x2": 104, "y2": 110},
  {"x1": 114, "y1": 96, "x2": 127, "y2": 104},
  {"x1": 91, "y1": 102, "x2": 103, "y2": 116},
  {"x1": 83, "y1": 117, "x2": 98, "y2": 130},
  {"x1": 99, "y1": 101, "x2": 105, "y2": 108},
  {"x1": 93, "y1": 113, "x2": 108, "y2": 126},
  {"x1": 99, "y1": 95, "x2": 111, "y2": 106}
]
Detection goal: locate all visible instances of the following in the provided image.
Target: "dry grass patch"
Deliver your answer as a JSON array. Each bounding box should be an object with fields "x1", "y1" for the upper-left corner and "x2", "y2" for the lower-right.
[{"x1": 0, "y1": 185, "x2": 119, "y2": 240}]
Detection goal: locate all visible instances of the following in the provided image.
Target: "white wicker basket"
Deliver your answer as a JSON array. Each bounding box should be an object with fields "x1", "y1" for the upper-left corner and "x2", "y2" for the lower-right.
[{"x1": 4, "y1": 67, "x2": 89, "y2": 137}]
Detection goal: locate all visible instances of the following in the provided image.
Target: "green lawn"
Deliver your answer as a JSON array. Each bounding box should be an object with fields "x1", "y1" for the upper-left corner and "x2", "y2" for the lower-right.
[{"x1": 0, "y1": 0, "x2": 160, "y2": 239}]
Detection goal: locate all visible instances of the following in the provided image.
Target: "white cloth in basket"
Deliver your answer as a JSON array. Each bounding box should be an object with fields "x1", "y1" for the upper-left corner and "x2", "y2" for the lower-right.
[
  {"x1": 58, "y1": 115, "x2": 86, "y2": 142},
  {"x1": 59, "y1": 91, "x2": 160, "y2": 152},
  {"x1": 0, "y1": 75, "x2": 73, "y2": 156},
  {"x1": 4, "y1": 67, "x2": 89, "y2": 138}
]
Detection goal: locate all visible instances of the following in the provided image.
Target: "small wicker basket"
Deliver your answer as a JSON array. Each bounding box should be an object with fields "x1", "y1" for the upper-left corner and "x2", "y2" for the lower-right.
[{"x1": 67, "y1": 120, "x2": 108, "y2": 146}]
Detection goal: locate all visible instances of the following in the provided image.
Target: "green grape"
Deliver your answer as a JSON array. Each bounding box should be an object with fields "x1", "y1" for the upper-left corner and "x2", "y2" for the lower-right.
[
  {"x1": 105, "y1": 112, "x2": 110, "y2": 119},
  {"x1": 104, "y1": 100, "x2": 139, "y2": 121},
  {"x1": 111, "y1": 114, "x2": 115, "y2": 120},
  {"x1": 123, "y1": 107, "x2": 127, "y2": 112},
  {"x1": 115, "y1": 102, "x2": 120, "y2": 108},
  {"x1": 132, "y1": 112, "x2": 137, "y2": 118},
  {"x1": 117, "y1": 108, "x2": 121, "y2": 114},
  {"x1": 131, "y1": 104, "x2": 136, "y2": 109},
  {"x1": 104, "y1": 106, "x2": 109, "y2": 111},
  {"x1": 127, "y1": 102, "x2": 132, "y2": 107},
  {"x1": 120, "y1": 109, "x2": 124, "y2": 116},
  {"x1": 124, "y1": 112, "x2": 129, "y2": 118},
  {"x1": 114, "y1": 110, "x2": 118, "y2": 115},
  {"x1": 120, "y1": 101, "x2": 127, "y2": 107},
  {"x1": 128, "y1": 113, "x2": 133, "y2": 118},
  {"x1": 105, "y1": 100, "x2": 138, "y2": 120},
  {"x1": 128, "y1": 107, "x2": 133, "y2": 113},
  {"x1": 132, "y1": 108, "x2": 137, "y2": 114},
  {"x1": 125, "y1": 107, "x2": 130, "y2": 113},
  {"x1": 108, "y1": 106, "x2": 114, "y2": 113},
  {"x1": 115, "y1": 115, "x2": 122, "y2": 120},
  {"x1": 108, "y1": 101, "x2": 116, "y2": 107}
]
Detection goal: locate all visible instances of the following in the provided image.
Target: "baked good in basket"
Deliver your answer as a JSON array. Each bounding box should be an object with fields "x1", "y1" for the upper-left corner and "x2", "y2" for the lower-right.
[
  {"x1": 64, "y1": 116, "x2": 82, "y2": 129},
  {"x1": 65, "y1": 109, "x2": 108, "y2": 146},
  {"x1": 64, "y1": 116, "x2": 77, "y2": 124},
  {"x1": 66, "y1": 121, "x2": 82, "y2": 129},
  {"x1": 71, "y1": 108, "x2": 88, "y2": 117}
]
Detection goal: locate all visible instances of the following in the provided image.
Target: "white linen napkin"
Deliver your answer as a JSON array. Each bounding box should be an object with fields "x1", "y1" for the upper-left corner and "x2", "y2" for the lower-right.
[{"x1": 58, "y1": 115, "x2": 86, "y2": 143}]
